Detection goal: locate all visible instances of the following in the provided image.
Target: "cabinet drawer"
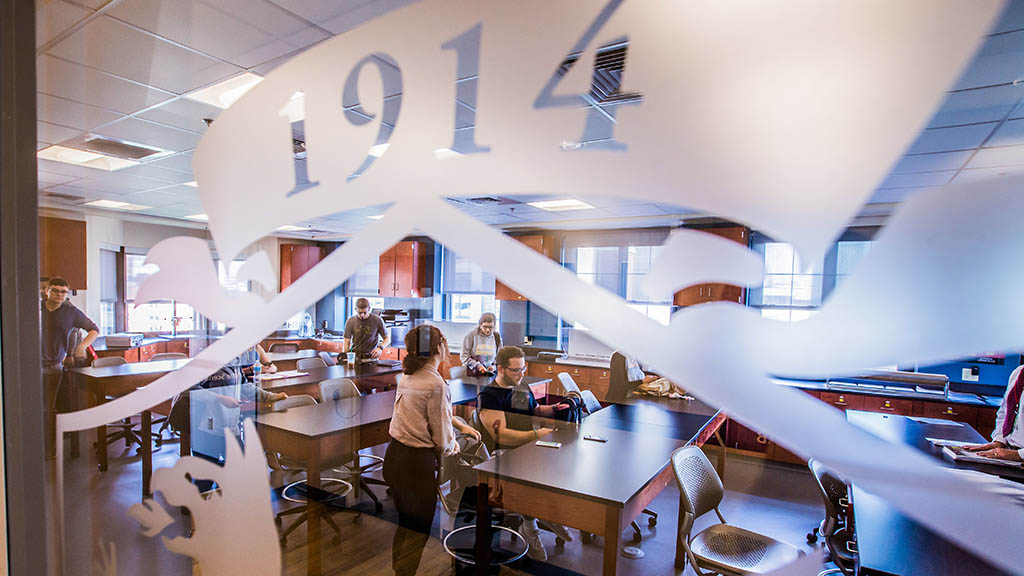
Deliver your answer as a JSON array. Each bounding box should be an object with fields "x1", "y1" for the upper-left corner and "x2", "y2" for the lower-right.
[
  {"x1": 819, "y1": 392, "x2": 865, "y2": 411},
  {"x1": 381, "y1": 347, "x2": 401, "y2": 361},
  {"x1": 863, "y1": 396, "x2": 914, "y2": 415},
  {"x1": 560, "y1": 366, "x2": 591, "y2": 387},
  {"x1": 916, "y1": 401, "x2": 978, "y2": 425},
  {"x1": 726, "y1": 420, "x2": 771, "y2": 454},
  {"x1": 527, "y1": 363, "x2": 557, "y2": 377},
  {"x1": 978, "y1": 407, "x2": 998, "y2": 429}
]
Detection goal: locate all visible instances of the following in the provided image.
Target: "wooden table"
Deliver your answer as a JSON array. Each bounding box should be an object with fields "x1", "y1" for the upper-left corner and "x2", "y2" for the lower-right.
[
  {"x1": 846, "y1": 410, "x2": 1013, "y2": 575},
  {"x1": 261, "y1": 362, "x2": 403, "y2": 397},
  {"x1": 255, "y1": 391, "x2": 396, "y2": 576},
  {"x1": 473, "y1": 400, "x2": 724, "y2": 576},
  {"x1": 264, "y1": 349, "x2": 319, "y2": 371}
]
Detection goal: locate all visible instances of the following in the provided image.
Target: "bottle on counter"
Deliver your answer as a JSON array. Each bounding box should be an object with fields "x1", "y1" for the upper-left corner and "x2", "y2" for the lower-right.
[{"x1": 253, "y1": 361, "x2": 262, "y2": 385}]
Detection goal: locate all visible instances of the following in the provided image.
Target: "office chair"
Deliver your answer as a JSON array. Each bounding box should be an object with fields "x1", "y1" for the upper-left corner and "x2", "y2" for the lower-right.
[
  {"x1": 90, "y1": 356, "x2": 149, "y2": 451},
  {"x1": 318, "y1": 378, "x2": 386, "y2": 514},
  {"x1": 296, "y1": 357, "x2": 327, "y2": 371},
  {"x1": 318, "y1": 351, "x2": 337, "y2": 366},
  {"x1": 92, "y1": 356, "x2": 127, "y2": 367},
  {"x1": 267, "y1": 394, "x2": 358, "y2": 544},
  {"x1": 268, "y1": 342, "x2": 299, "y2": 353},
  {"x1": 149, "y1": 352, "x2": 187, "y2": 362},
  {"x1": 578, "y1": 389, "x2": 603, "y2": 415},
  {"x1": 449, "y1": 365, "x2": 467, "y2": 380},
  {"x1": 673, "y1": 445, "x2": 803, "y2": 575},
  {"x1": 807, "y1": 459, "x2": 857, "y2": 576},
  {"x1": 556, "y1": 372, "x2": 581, "y2": 396}
]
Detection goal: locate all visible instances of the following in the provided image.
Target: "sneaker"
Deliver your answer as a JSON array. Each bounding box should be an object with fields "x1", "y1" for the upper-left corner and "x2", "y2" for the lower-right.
[
  {"x1": 521, "y1": 523, "x2": 548, "y2": 561},
  {"x1": 538, "y1": 520, "x2": 573, "y2": 543}
]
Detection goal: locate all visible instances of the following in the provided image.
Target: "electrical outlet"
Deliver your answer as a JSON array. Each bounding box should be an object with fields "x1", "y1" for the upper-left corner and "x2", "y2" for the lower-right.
[{"x1": 962, "y1": 367, "x2": 980, "y2": 382}]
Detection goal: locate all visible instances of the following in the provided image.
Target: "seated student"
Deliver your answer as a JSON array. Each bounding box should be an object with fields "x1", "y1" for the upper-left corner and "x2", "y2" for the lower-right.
[
  {"x1": 460, "y1": 312, "x2": 501, "y2": 376},
  {"x1": 477, "y1": 345, "x2": 572, "y2": 560},
  {"x1": 966, "y1": 364, "x2": 1024, "y2": 461},
  {"x1": 607, "y1": 350, "x2": 660, "y2": 403}
]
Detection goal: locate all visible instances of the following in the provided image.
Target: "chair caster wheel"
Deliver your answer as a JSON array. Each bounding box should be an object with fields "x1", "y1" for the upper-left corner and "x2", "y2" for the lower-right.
[
  {"x1": 806, "y1": 533, "x2": 818, "y2": 544},
  {"x1": 648, "y1": 517, "x2": 657, "y2": 527},
  {"x1": 556, "y1": 537, "x2": 565, "y2": 547},
  {"x1": 581, "y1": 532, "x2": 593, "y2": 544}
]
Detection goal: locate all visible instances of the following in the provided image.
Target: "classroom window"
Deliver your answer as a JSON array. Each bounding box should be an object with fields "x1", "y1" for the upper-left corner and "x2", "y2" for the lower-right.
[
  {"x1": 345, "y1": 257, "x2": 380, "y2": 296},
  {"x1": 349, "y1": 297, "x2": 385, "y2": 316},
  {"x1": 99, "y1": 248, "x2": 119, "y2": 334},
  {"x1": 440, "y1": 247, "x2": 499, "y2": 323},
  {"x1": 125, "y1": 253, "x2": 196, "y2": 333},
  {"x1": 449, "y1": 293, "x2": 499, "y2": 324},
  {"x1": 573, "y1": 245, "x2": 672, "y2": 327}
]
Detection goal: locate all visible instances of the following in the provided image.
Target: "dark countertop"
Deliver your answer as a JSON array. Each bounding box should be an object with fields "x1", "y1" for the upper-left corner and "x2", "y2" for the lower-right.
[{"x1": 91, "y1": 336, "x2": 169, "y2": 352}]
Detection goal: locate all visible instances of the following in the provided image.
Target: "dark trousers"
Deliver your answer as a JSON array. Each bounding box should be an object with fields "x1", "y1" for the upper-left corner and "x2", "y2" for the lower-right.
[
  {"x1": 43, "y1": 368, "x2": 64, "y2": 458},
  {"x1": 383, "y1": 439, "x2": 439, "y2": 576}
]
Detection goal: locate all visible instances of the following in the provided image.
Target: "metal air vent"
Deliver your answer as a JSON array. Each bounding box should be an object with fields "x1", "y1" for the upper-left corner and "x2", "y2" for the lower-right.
[
  {"x1": 44, "y1": 191, "x2": 86, "y2": 202},
  {"x1": 79, "y1": 136, "x2": 164, "y2": 160},
  {"x1": 557, "y1": 42, "x2": 642, "y2": 105},
  {"x1": 450, "y1": 196, "x2": 520, "y2": 207}
]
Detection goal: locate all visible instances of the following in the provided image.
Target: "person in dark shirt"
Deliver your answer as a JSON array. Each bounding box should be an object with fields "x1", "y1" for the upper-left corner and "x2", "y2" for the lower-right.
[
  {"x1": 342, "y1": 297, "x2": 390, "y2": 360},
  {"x1": 41, "y1": 277, "x2": 99, "y2": 458},
  {"x1": 607, "y1": 351, "x2": 660, "y2": 403}
]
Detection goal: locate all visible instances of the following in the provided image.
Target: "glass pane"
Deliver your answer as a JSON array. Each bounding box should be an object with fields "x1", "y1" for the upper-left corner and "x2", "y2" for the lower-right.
[
  {"x1": 791, "y1": 275, "x2": 823, "y2": 307},
  {"x1": 99, "y1": 301, "x2": 115, "y2": 335},
  {"x1": 761, "y1": 274, "x2": 794, "y2": 306},
  {"x1": 576, "y1": 247, "x2": 597, "y2": 274},
  {"x1": 347, "y1": 257, "x2": 380, "y2": 295},
  {"x1": 790, "y1": 309, "x2": 819, "y2": 322},
  {"x1": 218, "y1": 260, "x2": 248, "y2": 293},
  {"x1": 837, "y1": 240, "x2": 872, "y2": 275},
  {"x1": 125, "y1": 254, "x2": 158, "y2": 301},
  {"x1": 761, "y1": 308, "x2": 791, "y2": 321},
  {"x1": 626, "y1": 245, "x2": 652, "y2": 273},
  {"x1": 127, "y1": 301, "x2": 175, "y2": 332},
  {"x1": 450, "y1": 294, "x2": 499, "y2": 324},
  {"x1": 444, "y1": 248, "x2": 495, "y2": 293},
  {"x1": 763, "y1": 242, "x2": 794, "y2": 274},
  {"x1": 627, "y1": 303, "x2": 672, "y2": 326},
  {"x1": 596, "y1": 246, "x2": 619, "y2": 274}
]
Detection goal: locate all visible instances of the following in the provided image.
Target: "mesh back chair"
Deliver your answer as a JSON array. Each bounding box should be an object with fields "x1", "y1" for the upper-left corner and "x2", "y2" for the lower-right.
[
  {"x1": 268, "y1": 342, "x2": 299, "y2": 353},
  {"x1": 808, "y1": 459, "x2": 857, "y2": 576},
  {"x1": 318, "y1": 351, "x2": 337, "y2": 366},
  {"x1": 267, "y1": 394, "x2": 357, "y2": 544},
  {"x1": 296, "y1": 357, "x2": 327, "y2": 371},
  {"x1": 92, "y1": 356, "x2": 127, "y2": 367},
  {"x1": 449, "y1": 365, "x2": 467, "y2": 380},
  {"x1": 673, "y1": 445, "x2": 803, "y2": 575},
  {"x1": 149, "y1": 352, "x2": 187, "y2": 362},
  {"x1": 579, "y1": 389, "x2": 603, "y2": 415},
  {"x1": 556, "y1": 372, "x2": 582, "y2": 396},
  {"x1": 318, "y1": 378, "x2": 386, "y2": 513}
]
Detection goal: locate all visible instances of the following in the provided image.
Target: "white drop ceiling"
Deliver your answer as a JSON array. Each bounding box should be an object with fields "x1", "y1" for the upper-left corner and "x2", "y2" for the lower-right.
[{"x1": 34, "y1": 0, "x2": 1024, "y2": 238}]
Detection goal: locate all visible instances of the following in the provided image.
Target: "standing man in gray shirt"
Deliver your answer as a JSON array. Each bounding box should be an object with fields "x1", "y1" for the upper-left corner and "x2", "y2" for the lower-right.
[
  {"x1": 41, "y1": 277, "x2": 99, "y2": 458},
  {"x1": 343, "y1": 297, "x2": 390, "y2": 360}
]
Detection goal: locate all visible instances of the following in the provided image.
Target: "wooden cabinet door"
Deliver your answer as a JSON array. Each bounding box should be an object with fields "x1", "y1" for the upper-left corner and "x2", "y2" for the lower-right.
[
  {"x1": 705, "y1": 283, "x2": 744, "y2": 304},
  {"x1": 915, "y1": 401, "x2": 978, "y2": 425},
  {"x1": 165, "y1": 340, "x2": 189, "y2": 355},
  {"x1": 496, "y1": 235, "x2": 545, "y2": 301},
  {"x1": 450, "y1": 353, "x2": 463, "y2": 367},
  {"x1": 863, "y1": 395, "x2": 914, "y2": 415},
  {"x1": 819, "y1": 391, "x2": 865, "y2": 412},
  {"x1": 673, "y1": 285, "x2": 704, "y2": 307},
  {"x1": 39, "y1": 217, "x2": 88, "y2": 289},
  {"x1": 138, "y1": 343, "x2": 158, "y2": 362},
  {"x1": 381, "y1": 347, "x2": 401, "y2": 361},
  {"x1": 591, "y1": 368, "x2": 611, "y2": 402},
  {"x1": 379, "y1": 245, "x2": 397, "y2": 296},
  {"x1": 393, "y1": 242, "x2": 417, "y2": 298},
  {"x1": 978, "y1": 407, "x2": 998, "y2": 440},
  {"x1": 725, "y1": 420, "x2": 771, "y2": 454},
  {"x1": 673, "y1": 227, "x2": 749, "y2": 306},
  {"x1": 561, "y1": 366, "x2": 592, "y2": 388}
]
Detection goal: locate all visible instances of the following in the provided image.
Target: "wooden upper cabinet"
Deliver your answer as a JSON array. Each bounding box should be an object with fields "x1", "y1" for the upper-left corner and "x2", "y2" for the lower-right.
[
  {"x1": 379, "y1": 241, "x2": 431, "y2": 298},
  {"x1": 673, "y1": 226, "x2": 749, "y2": 306},
  {"x1": 495, "y1": 234, "x2": 548, "y2": 301},
  {"x1": 280, "y1": 244, "x2": 324, "y2": 291},
  {"x1": 39, "y1": 217, "x2": 87, "y2": 289}
]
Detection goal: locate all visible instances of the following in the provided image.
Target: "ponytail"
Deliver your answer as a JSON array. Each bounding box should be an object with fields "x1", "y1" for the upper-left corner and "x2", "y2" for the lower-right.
[{"x1": 402, "y1": 325, "x2": 446, "y2": 375}]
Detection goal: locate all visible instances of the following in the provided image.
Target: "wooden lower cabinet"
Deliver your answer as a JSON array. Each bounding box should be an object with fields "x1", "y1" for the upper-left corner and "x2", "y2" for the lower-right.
[
  {"x1": 449, "y1": 353, "x2": 462, "y2": 367},
  {"x1": 863, "y1": 396, "x2": 914, "y2": 416},
  {"x1": 165, "y1": 339, "x2": 189, "y2": 356},
  {"x1": 819, "y1": 391, "x2": 865, "y2": 412},
  {"x1": 725, "y1": 420, "x2": 772, "y2": 454}
]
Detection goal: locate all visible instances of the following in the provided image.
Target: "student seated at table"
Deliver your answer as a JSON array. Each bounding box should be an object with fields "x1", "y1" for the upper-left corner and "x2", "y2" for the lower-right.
[
  {"x1": 460, "y1": 312, "x2": 501, "y2": 376},
  {"x1": 607, "y1": 350, "x2": 661, "y2": 403},
  {"x1": 477, "y1": 345, "x2": 573, "y2": 560},
  {"x1": 966, "y1": 364, "x2": 1024, "y2": 462}
]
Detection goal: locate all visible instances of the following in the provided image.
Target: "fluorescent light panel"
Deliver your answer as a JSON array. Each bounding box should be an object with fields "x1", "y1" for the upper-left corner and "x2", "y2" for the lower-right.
[
  {"x1": 527, "y1": 198, "x2": 595, "y2": 211},
  {"x1": 185, "y1": 73, "x2": 263, "y2": 109},
  {"x1": 277, "y1": 225, "x2": 305, "y2": 231},
  {"x1": 185, "y1": 213, "x2": 209, "y2": 221},
  {"x1": 367, "y1": 215, "x2": 385, "y2": 220},
  {"x1": 84, "y1": 199, "x2": 150, "y2": 210},
  {"x1": 183, "y1": 180, "x2": 198, "y2": 187},
  {"x1": 37, "y1": 145, "x2": 139, "y2": 171}
]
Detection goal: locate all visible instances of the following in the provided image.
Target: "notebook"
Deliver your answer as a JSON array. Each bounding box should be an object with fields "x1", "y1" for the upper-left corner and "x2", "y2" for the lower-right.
[{"x1": 942, "y1": 445, "x2": 1024, "y2": 468}]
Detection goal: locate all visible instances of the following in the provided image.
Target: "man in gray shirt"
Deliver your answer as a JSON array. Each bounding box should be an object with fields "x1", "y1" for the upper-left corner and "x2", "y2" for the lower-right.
[{"x1": 343, "y1": 298, "x2": 390, "y2": 359}]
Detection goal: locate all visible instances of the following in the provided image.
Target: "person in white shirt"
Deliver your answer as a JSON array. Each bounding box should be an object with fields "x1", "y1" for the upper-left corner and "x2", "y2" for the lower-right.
[
  {"x1": 966, "y1": 364, "x2": 1024, "y2": 461},
  {"x1": 383, "y1": 325, "x2": 477, "y2": 576}
]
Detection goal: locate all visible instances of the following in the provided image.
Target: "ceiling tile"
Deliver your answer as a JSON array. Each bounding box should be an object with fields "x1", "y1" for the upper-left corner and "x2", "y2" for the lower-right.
[
  {"x1": 266, "y1": 0, "x2": 371, "y2": 25},
  {"x1": 37, "y1": 170, "x2": 80, "y2": 187},
  {"x1": 878, "y1": 171, "x2": 955, "y2": 189},
  {"x1": 36, "y1": 0, "x2": 91, "y2": 49},
  {"x1": 73, "y1": 172, "x2": 171, "y2": 194},
  {"x1": 602, "y1": 204, "x2": 670, "y2": 217},
  {"x1": 136, "y1": 97, "x2": 219, "y2": 134},
  {"x1": 927, "y1": 84, "x2": 1024, "y2": 128},
  {"x1": 992, "y1": 0, "x2": 1024, "y2": 34},
  {"x1": 868, "y1": 187, "x2": 935, "y2": 204},
  {"x1": 654, "y1": 203, "x2": 691, "y2": 214},
  {"x1": 93, "y1": 117, "x2": 201, "y2": 152},
  {"x1": 37, "y1": 121, "x2": 82, "y2": 144},
  {"x1": 145, "y1": 151, "x2": 193, "y2": 172},
  {"x1": 48, "y1": 16, "x2": 241, "y2": 94},
  {"x1": 320, "y1": 0, "x2": 419, "y2": 35},
  {"x1": 124, "y1": 187, "x2": 199, "y2": 207},
  {"x1": 985, "y1": 117, "x2": 1024, "y2": 147},
  {"x1": 967, "y1": 144, "x2": 1024, "y2": 168},
  {"x1": 477, "y1": 213, "x2": 525, "y2": 225},
  {"x1": 953, "y1": 30, "x2": 1024, "y2": 90},
  {"x1": 37, "y1": 157, "x2": 107, "y2": 178},
  {"x1": 953, "y1": 165, "x2": 1024, "y2": 183},
  {"x1": 890, "y1": 151, "x2": 973, "y2": 173},
  {"x1": 37, "y1": 55, "x2": 174, "y2": 115},
  {"x1": 117, "y1": 163, "x2": 194, "y2": 183},
  {"x1": 44, "y1": 183, "x2": 134, "y2": 199},
  {"x1": 37, "y1": 92, "x2": 123, "y2": 131},
  {"x1": 108, "y1": 0, "x2": 326, "y2": 69},
  {"x1": 905, "y1": 123, "x2": 996, "y2": 154}
]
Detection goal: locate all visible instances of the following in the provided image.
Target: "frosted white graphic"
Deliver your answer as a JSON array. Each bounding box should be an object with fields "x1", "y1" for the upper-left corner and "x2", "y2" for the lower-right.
[
  {"x1": 644, "y1": 227, "x2": 763, "y2": 296},
  {"x1": 53, "y1": 1, "x2": 1020, "y2": 574}
]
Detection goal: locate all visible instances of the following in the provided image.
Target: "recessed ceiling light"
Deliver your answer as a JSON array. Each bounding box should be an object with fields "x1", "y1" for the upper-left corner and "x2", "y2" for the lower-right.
[
  {"x1": 527, "y1": 198, "x2": 595, "y2": 211},
  {"x1": 185, "y1": 213, "x2": 209, "y2": 221},
  {"x1": 185, "y1": 73, "x2": 263, "y2": 109},
  {"x1": 367, "y1": 215, "x2": 385, "y2": 220},
  {"x1": 183, "y1": 180, "x2": 198, "y2": 187},
  {"x1": 368, "y1": 143, "x2": 390, "y2": 158},
  {"x1": 38, "y1": 145, "x2": 139, "y2": 171},
  {"x1": 277, "y1": 225, "x2": 305, "y2": 231},
  {"x1": 84, "y1": 199, "x2": 151, "y2": 210},
  {"x1": 434, "y1": 147, "x2": 462, "y2": 160}
]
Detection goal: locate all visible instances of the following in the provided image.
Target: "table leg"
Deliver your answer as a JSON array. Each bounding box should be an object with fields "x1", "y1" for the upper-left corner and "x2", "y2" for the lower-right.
[
  {"x1": 603, "y1": 506, "x2": 621, "y2": 576},
  {"x1": 474, "y1": 480, "x2": 492, "y2": 575},
  {"x1": 307, "y1": 444, "x2": 322, "y2": 576},
  {"x1": 92, "y1": 391, "x2": 108, "y2": 472},
  {"x1": 141, "y1": 410, "x2": 152, "y2": 499},
  {"x1": 675, "y1": 494, "x2": 687, "y2": 569}
]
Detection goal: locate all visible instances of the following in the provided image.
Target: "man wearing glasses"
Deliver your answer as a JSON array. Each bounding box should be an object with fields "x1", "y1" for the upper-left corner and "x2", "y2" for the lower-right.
[
  {"x1": 477, "y1": 345, "x2": 573, "y2": 560},
  {"x1": 41, "y1": 277, "x2": 99, "y2": 458}
]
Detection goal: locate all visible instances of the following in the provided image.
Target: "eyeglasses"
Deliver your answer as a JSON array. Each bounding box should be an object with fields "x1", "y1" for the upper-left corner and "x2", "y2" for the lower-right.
[
  {"x1": 49, "y1": 288, "x2": 69, "y2": 295},
  {"x1": 502, "y1": 365, "x2": 527, "y2": 374}
]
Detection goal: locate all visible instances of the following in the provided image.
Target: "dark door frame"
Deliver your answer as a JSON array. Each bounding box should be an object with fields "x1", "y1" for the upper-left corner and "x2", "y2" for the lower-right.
[{"x1": 1, "y1": 0, "x2": 49, "y2": 574}]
